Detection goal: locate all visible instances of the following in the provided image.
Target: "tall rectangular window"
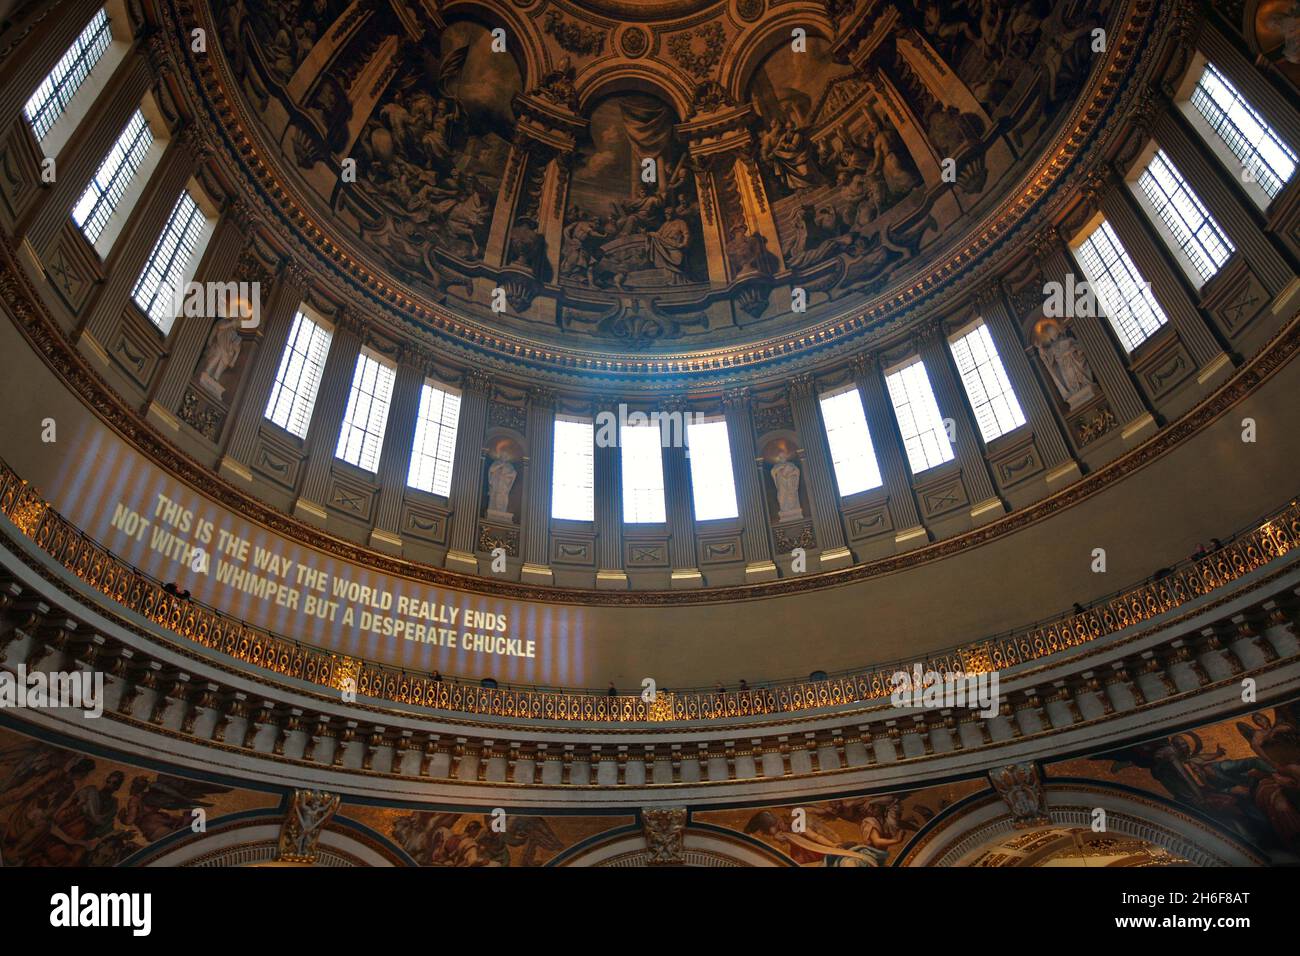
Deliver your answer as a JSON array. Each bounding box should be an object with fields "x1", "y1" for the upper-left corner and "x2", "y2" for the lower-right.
[
  {"x1": 685, "y1": 418, "x2": 738, "y2": 521},
  {"x1": 552, "y1": 416, "x2": 595, "y2": 521},
  {"x1": 1136, "y1": 149, "x2": 1235, "y2": 284},
  {"x1": 886, "y1": 359, "x2": 955, "y2": 474},
  {"x1": 130, "y1": 191, "x2": 208, "y2": 334},
  {"x1": 948, "y1": 322, "x2": 1026, "y2": 442},
  {"x1": 407, "y1": 381, "x2": 461, "y2": 497},
  {"x1": 819, "y1": 388, "x2": 882, "y2": 496},
  {"x1": 71, "y1": 108, "x2": 153, "y2": 246},
  {"x1": 23, "y1": 8, "x2": 113, "y2": 143},
  {"x1": 1188, "y1": 62, "x2": 1296, "y2": 202},
  {"x1": 621, "y1": 422, "x2": 666, "y2": 523},
  {"x1": 1074, "y1": 219, "x2": 1171, "y2": 352},
  {"x1": 336, "y1": 350, "x2": 396, "y2": 472},
  {"x1": 265, "y1": 309, "x2": 332, "y2": 439}
]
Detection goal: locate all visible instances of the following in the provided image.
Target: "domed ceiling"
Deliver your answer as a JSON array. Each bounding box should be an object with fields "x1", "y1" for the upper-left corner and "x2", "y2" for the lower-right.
[{"x1": 208, "y1": 0, "x2": 1115, "y2": 361}]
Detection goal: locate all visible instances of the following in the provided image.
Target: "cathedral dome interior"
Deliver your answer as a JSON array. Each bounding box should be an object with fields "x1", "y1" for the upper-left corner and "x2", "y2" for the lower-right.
[{"x1": 0, "y1": 0, "x2": 1299, "y2": 894}]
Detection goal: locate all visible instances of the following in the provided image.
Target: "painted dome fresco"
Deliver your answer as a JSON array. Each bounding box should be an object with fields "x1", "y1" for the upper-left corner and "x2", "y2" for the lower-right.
[{"x1": 207, "y1": 0, "x2": 1113, "y2": 364}]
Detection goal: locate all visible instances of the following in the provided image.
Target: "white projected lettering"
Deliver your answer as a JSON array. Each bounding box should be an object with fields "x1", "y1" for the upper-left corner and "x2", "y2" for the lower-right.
[{"x1": 105, "y1": 489, "x2": 534, "y2": 661}]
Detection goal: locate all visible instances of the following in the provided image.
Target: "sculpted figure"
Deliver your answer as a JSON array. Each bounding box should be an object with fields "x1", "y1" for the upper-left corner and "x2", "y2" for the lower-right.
[
  {"x1": 1036, "y1": 321, "x2": 1095, "y2": 408},
  {"x1": 487, "y1": 453, "x2": 517, "y2": 519},
  {"x1": 770, "y1": 450, "x2": 803, "y2": 522},
  {"x1": 198, "y1": 316, "x2": 243, "y2": 398}
]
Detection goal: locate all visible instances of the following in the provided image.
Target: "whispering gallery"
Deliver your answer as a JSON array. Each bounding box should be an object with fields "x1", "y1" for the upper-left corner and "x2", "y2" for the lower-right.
[{"x1": 0, "y1": 0, "x2": 1298, "y2": 901}]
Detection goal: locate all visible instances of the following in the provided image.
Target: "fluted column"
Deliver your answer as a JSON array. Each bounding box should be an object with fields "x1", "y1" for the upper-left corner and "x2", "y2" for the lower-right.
[
  {"x1": 219, "y1": 262, "x2": 310, "y2": 477},
  {"x1": 914, "y1": 320, "x2": 1004, "y2": 520},
  {"x1": 976, "y1": 282, "x2": 1079, "y2": 482},
  {"x1": 146, "y1": 207, "x2": 251, "y2": 424},
  {"x1": 79, "y1": 129, "x2": 203, "y2": 348},
  {"x1": 292, "y1": 313, "x2": 363, "y2": 521},
  {"x1": 662, "y1": 398, "x2": 701, "y2": 588},
  {"x1": 520, "y1": 387, "x2": 555, "y2": 584},
  {"x1": 1098, "y1": 180, "x2": 1227, "y2": 368},
  {"x1": 1152, "y1": 106, "x2": 1293, "y2": 296},
  {"x1": 1194, "y1": 21, "x2": 1300, "y2": 164},
  {"x1": 722, "y1": 389, "x2": 776, "y2": 581},
  {"x1": 850, "y1": 355, "x2": 925, "y2": 546},
  {"x1": 445, "y1": 370, "x2": 492, "y2": 573},
  {"x1": 0, "y1": 0, "x2": 107, "y2": 136},
  {"x1": 1038, "y1": 232, "x2": 1152, "y2": 435},
  {"x1": 593, "y1": 400, "x2": 625, "y2": 589},
  {"x1": 26, "y1": 53, "x2": 152, "y2": 254},
  {"x1": 369, "y1": 355, "x2": 425, "y2": 548},
  {"x1": 786, "y1": 375, "x2": 850, "y2": 568}
]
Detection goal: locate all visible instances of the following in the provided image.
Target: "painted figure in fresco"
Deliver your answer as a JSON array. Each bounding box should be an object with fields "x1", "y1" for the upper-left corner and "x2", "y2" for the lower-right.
[
  {"x1": 649, "y1": 204, "x2": 695, "y2": 284},
  {"x1": 1106, "y1": 704, "x2": 1300, "y2": 854},
  {"x1": 760, "y1": 114, "x2": 823, "y2": 192},
  {"x1": 611, "y1": 184, "x2": 667, "y2": 237},
  {"x1": 118, "y1": 775, "x2": 234, "y2": 843}
]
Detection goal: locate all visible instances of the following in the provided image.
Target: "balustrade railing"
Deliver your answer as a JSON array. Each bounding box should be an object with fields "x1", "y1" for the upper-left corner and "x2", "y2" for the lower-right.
[{"x1": 1, "y1": 459, "x2": 1297, "y2": 723}]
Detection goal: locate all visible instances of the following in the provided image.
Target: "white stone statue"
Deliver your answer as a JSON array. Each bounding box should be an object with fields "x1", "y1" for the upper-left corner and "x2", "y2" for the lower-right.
[
  {"x1": 1035, "y1": 321, "x2": 1095, "y2": 409},
  {"x1": 770, "y1": 450, "x2": 803, "y2": 523},
  {"x1": 486, "y1": 453, "x2": 517, "y2": 522},
  {"x1": 197, "y1": 316, "x2": 243, "y2": 400}
]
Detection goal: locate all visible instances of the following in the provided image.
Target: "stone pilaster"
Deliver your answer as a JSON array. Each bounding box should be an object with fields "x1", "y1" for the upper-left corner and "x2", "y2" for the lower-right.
[
  {"x1": 369, "y1": 354, "x2": 426, "y2": 549},
  {"x1": 146, "y1": 209, "x2": 250, "y2": 423},
  {"x1": 1098, "y1": 179, "x2": 1227, "y2": 368},
  {"x1": 662, "y1": 398, "x2": 701, "y2": 589},
  {"x1": 593, "y1": 400, "x2": 626, "y2": 590},
  {"x1": 1039, "y1": 231, "x2": 1153, "y2": 436},
  {"x1": 219, "y1": 261, "x2": 310, "y2": 476},
  {"x1": 27, "y1": 54, "x2": 152, "y2": 255},
  {"x1": 444, "y1": 370, "x2": 492, "y2": 573},
  {"x1": 1152, "y1": 107, "x2": 1294, "y2": 296},
  {"x1": 520, "y1": 387, "x2": 556, "y2": 584},
  {"x1": 79, "y1": 129, "x2": 203, "y2": 347},
  {"x1": 976, "y1": 282, "x2": 1079, "y2": 483},
  {"x1": 850, "y1": 355, "x2": 925, "y2": 546},
  {"x1": 914, "y1": 319, "x2": 1004, "y2": 522},
  {"x1": 786, "y1": 375, "x2": 850, "y2": 568},
  {"x1": 722, "y1": 389, "x2": 776, "y2": 581},
  {"x1": 292, "y1": 311, "x2": 363, "y2": 521},
  {"x1": 0, "y1": 0, "x2": 108, "y2": 136}
]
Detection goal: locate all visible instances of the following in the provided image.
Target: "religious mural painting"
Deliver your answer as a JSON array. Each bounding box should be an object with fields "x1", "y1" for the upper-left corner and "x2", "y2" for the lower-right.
[{"x1": 212, "y1": 0, "x2": 1111, "y2": 348}]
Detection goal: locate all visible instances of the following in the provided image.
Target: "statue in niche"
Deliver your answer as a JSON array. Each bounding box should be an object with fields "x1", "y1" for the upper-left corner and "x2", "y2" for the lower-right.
[
  {"x1": 197, "y1": 316, "x2": 244, "y2": 400},
  {"x1": 770, "y1": 450, "x2": 803, "y2": 523},
  {"x1": 1034, "y1": 318, "x2": 1095, "y2": 410},
  {"x1": 486, "y1": 451, "x2": 518, "y2": 523}
]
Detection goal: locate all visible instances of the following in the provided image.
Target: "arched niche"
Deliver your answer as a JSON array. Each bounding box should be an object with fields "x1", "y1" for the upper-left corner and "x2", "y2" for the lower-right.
[{"x1": 720, "y1": 3, "x2": 837, "y2": 103}]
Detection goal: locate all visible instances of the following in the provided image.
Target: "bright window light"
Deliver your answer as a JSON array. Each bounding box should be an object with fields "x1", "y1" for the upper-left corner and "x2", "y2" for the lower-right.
[
  {"x1": 1189, "y1": 62, "x2": 1296, "y2": 201},
  {"x1": 819, "y1": 388, "x2": 882, "y2": 496},
  {"x1": 71, "y1": 108, "x2": 153, "y2": 245},
  {"x1": 23, "y1": 8, "x2": 112, "y2": 142},
  {"x1": 407, "y1": 381, "x2": 461, "y2": 497},
  {"x1": 265, "y1": 309, "x2": 332, "y2": 439},
  {"x1": 621, "y1": 422, "x2": 666, "y2": 523},
  {"x1": 1074, "y1": 219, "x2": 1171, "y2": 352},
  {"x1": 552, "y1": 416, "x2": 595, "y2": 521},
  {"x1": 130, "y1": 191, "x2": 208, "y2": 334},
  {"x1": 885, "y1": 359, "x2": 955, "y2": 474},
  {"x1": 1136, "y1": 149, "x2": 1235, "y2": 284},
  {"x1": 336, "y1": 350, "x2": 396, "y2": 472},
  {"x1": 686, "y1": 418, "x2": 738, "y2": 520},
  {"x1": 948, "y1": 322, "x2": 1026, "y2": 442}
]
